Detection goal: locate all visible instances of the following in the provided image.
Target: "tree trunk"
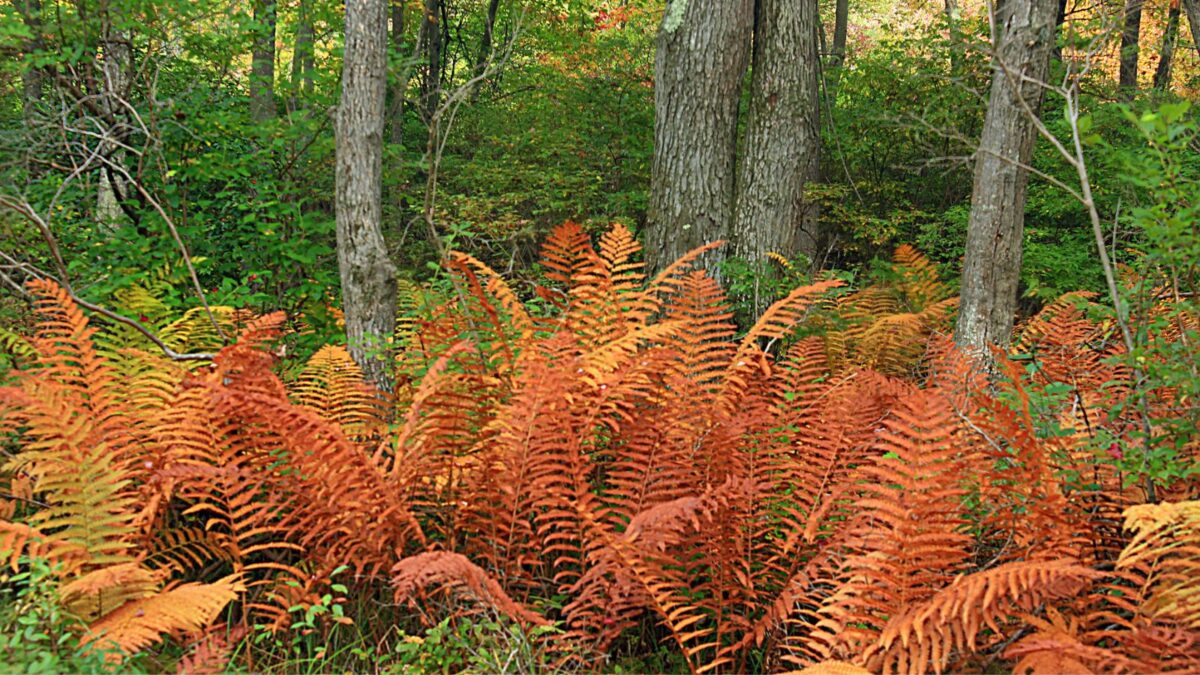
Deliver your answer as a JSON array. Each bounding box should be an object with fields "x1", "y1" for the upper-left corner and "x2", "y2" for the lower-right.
[
  {"x1": 96, "y1": 24, "x2": 130, "y2": 230},
  {"x1": 945, "y1": 0, "x2": 963, "y2": 73},
  {"x1": 1119, "y1": 0, "x2": 1144, "y2": 91},
  {"x1": 250, "y1": 0, "x2": 277, "y2": 121},
  {"x1": 828, "y1": 0, "x2": 849, "y2": 93},
  {"x1": 474, "y1": 0, "x2": 501, "y2": 78},
  {"x1": 732, "y1": 0, "x2": 820, "y2": 290},
  {"x1": 1153, "y1": 0, "x2": 1182, "y2": 90},
  {"x1": 955, "y1": 0, "x2": 1057, "y2": 354},
  {"x1": 337, "y1": 0, "x2": 398, "y2": 388},
  {"x1": 290, "y1": 0, "x2": 314, "y2": 111},
  {"x1": 645, "y1": 0, "x2": 754, "y2": 276},
  {"x1": 466, "y1": 0, "x2": 502, "y2": 102},
  {"x1": 420, "y1": 0, "x2": 442, "y2": 120},
  {"x1": 1052, "y1": 0, "x2": 1068, "y2": 60},
  {"x1": 389, "y1": 0, "x2": 406, "y2": 144},
  {"x1": 1185, "y1": 0, "x2": 1200, "y2": 59}
]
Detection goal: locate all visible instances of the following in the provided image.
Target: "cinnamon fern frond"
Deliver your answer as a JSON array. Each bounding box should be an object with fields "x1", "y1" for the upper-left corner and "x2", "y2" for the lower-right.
[
  {"x1": 291, "y1": 344, "x2": 383, "y2": 437},
  {"x1": 85, "y1": 575, "x2": 243, "y2": 654},
  {"x1": 801, "y1": 391, "x2": 975, "y2": 664},
  {"x1": 392, "y1": 551, "x2": 547, "y2": 627},
  {"x1": 870, "y1": 560, "x2": 1100, "y2": 674},
  {"x1": 830, "y1": 246, "x2": 956, "y2": 377}
]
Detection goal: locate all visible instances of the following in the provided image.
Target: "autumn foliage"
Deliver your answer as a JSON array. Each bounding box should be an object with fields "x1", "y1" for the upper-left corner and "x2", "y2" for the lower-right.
[{"x1": 1, "y1": 222, "x2": 1198, "y2": 672}]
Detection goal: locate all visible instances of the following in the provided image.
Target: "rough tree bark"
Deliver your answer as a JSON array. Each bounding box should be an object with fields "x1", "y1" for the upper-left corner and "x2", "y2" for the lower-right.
[
  {"x1": 1186, "y1": 0, "x2": 1200, "y2": 58},
  {"x1": 1153, "y1": 0, "x2": 1182, "y2": 90},
  {"x1": 955, "y1": 0, "x2": 1058, "y2": 354},
  {"x1": 337, "y1": 0, "x2": 398, "y2": 388},
  {"x1": 732, "y1": 0, "x2": 820, "y2": 284},
  {"x1": 1119, "y1": 0, "x2": 1144, "y2": 91},
  {"x1": 644, "y1": 0, "x2": 753, "y2": 276},
  {"x1": 250, "y1": 0, "x2": 277, "y2": 121}
]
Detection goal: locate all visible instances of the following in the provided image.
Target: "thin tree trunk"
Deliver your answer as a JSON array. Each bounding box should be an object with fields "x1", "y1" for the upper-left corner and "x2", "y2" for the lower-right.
[
  {"x1": 828, "y1": 0, "x2": 849, "y2": 93},
  {"x1": 337, "y1": 0, "x2": 398, "y2": 388},
  {"x1": 732, "y1": 0, "x2": 820, "y2": 295},
  {"x1": 469, "y1": 0, "x2": 501, "y2": 97},
  {"x1": 1052, "y1": 0, "x2": 1068, "y2": 60},
  {"x1": 96, "y1": 19, "x2": 130, "y2": 230},
  {"x1": 1185, "y1": 0, "x2": 1200, "y2": 59},
  {"x1": 250, "y1": 0, "x2": 277, "y2": 121},
  {"x1": 945, "y1": 0, "x2": 963, "y2": 73},
  {"x1": 955, "y1": 0, "x2": 1058, "y2": 353},
  {"x1": 1153, "y1": 0, "x2": 1182, "y2": 90},
  {"x1": 645, "y1": 0, "x2": 754, "y2": 276},
  {"x1": 420, "y1": 0, "x2": 442, "y2": 120},
  {"x1": 1119, "y1": 0, "x2": 1144, "y2": 91},
  {"x1": 290, "y1": 0, "x2": 314, "y2": 111},
  {"x1": 389, "y1": 0, "x2": 406, "y2": 144}
]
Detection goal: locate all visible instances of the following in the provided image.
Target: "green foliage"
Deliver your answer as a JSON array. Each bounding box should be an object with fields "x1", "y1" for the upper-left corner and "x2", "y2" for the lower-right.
[
  {"x1": 820, "y1": 13, "x2": 989, "y2": 263},
  {"x1": 1110, "y1": 100, "x2": 1200, "y2": 486},
  {"x1": 387, "y1": 616, "x2": 562, "y2": 675},
  {"x1": 0, "y1": 558, "x2": 139, "y2": 673}
]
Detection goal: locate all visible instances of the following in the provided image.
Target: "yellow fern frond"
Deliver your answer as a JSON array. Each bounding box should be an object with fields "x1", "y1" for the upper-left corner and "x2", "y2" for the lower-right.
[
  {"x1": 766, "y1": 251, "x2": 794, "y2": 272},
  {"x1": 395, "y1": 278, "x2": 427, "y2": 347},
  {"x1": 157, "y1": 306, "x2": 237, "y2": 354},
  {"x1": 1119, "y1": 501, "x2": 1200, "y2": 628},
  {"x1": 291, "y1": 345, "x2": 382, "y2": 437},
  {"x1": 891, "y1": 244, "x2": 949, "y2": 311},
  {"x1": 60, "y1": 563, "x2": 160, "y2": 620},
  {"x1": 85, "y1": 575, "x2": 243, "y2": 655}
]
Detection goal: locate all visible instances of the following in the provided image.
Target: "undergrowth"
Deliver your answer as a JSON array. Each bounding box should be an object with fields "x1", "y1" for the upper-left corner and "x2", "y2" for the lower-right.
[{"x1": 0, "y1": 222, "x2": 1197, "y2": 673}]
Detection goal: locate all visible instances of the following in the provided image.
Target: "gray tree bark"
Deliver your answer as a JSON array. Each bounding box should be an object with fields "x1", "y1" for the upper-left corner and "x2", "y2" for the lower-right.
[
  {"x1": 96, "y1": 21, "x2": 130, "y2": 230},
  {"x1": 250, "y1": 0, "x2": 277, "y2": 121},
  {"x1": 1186, "y1": 0, "x2": 1200, "y2": 59},
  {"x1": 955, "y1": 0, "x2": 1057, "y2": 354},
  {"x1": 1119, "y1": 0, "x2": 1144, "y2": 91},
  {"x1": 644, "y1": 0, "x2": 754, "y2": 276},
  {"x1": 337, "y1": 0, "x2": 398, "y2": 388},
  {"x1": 1153, "y1": 0, "x2": 1182, "y2": 90},
  {"x1": 731, "y1": 0, "x2": 820, "y2": 282}
]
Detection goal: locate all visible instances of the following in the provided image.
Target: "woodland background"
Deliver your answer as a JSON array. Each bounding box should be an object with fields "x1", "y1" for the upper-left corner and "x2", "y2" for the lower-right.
[{"x1": 0, "y1": 0, "x2": 1199, "y2": 673}]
